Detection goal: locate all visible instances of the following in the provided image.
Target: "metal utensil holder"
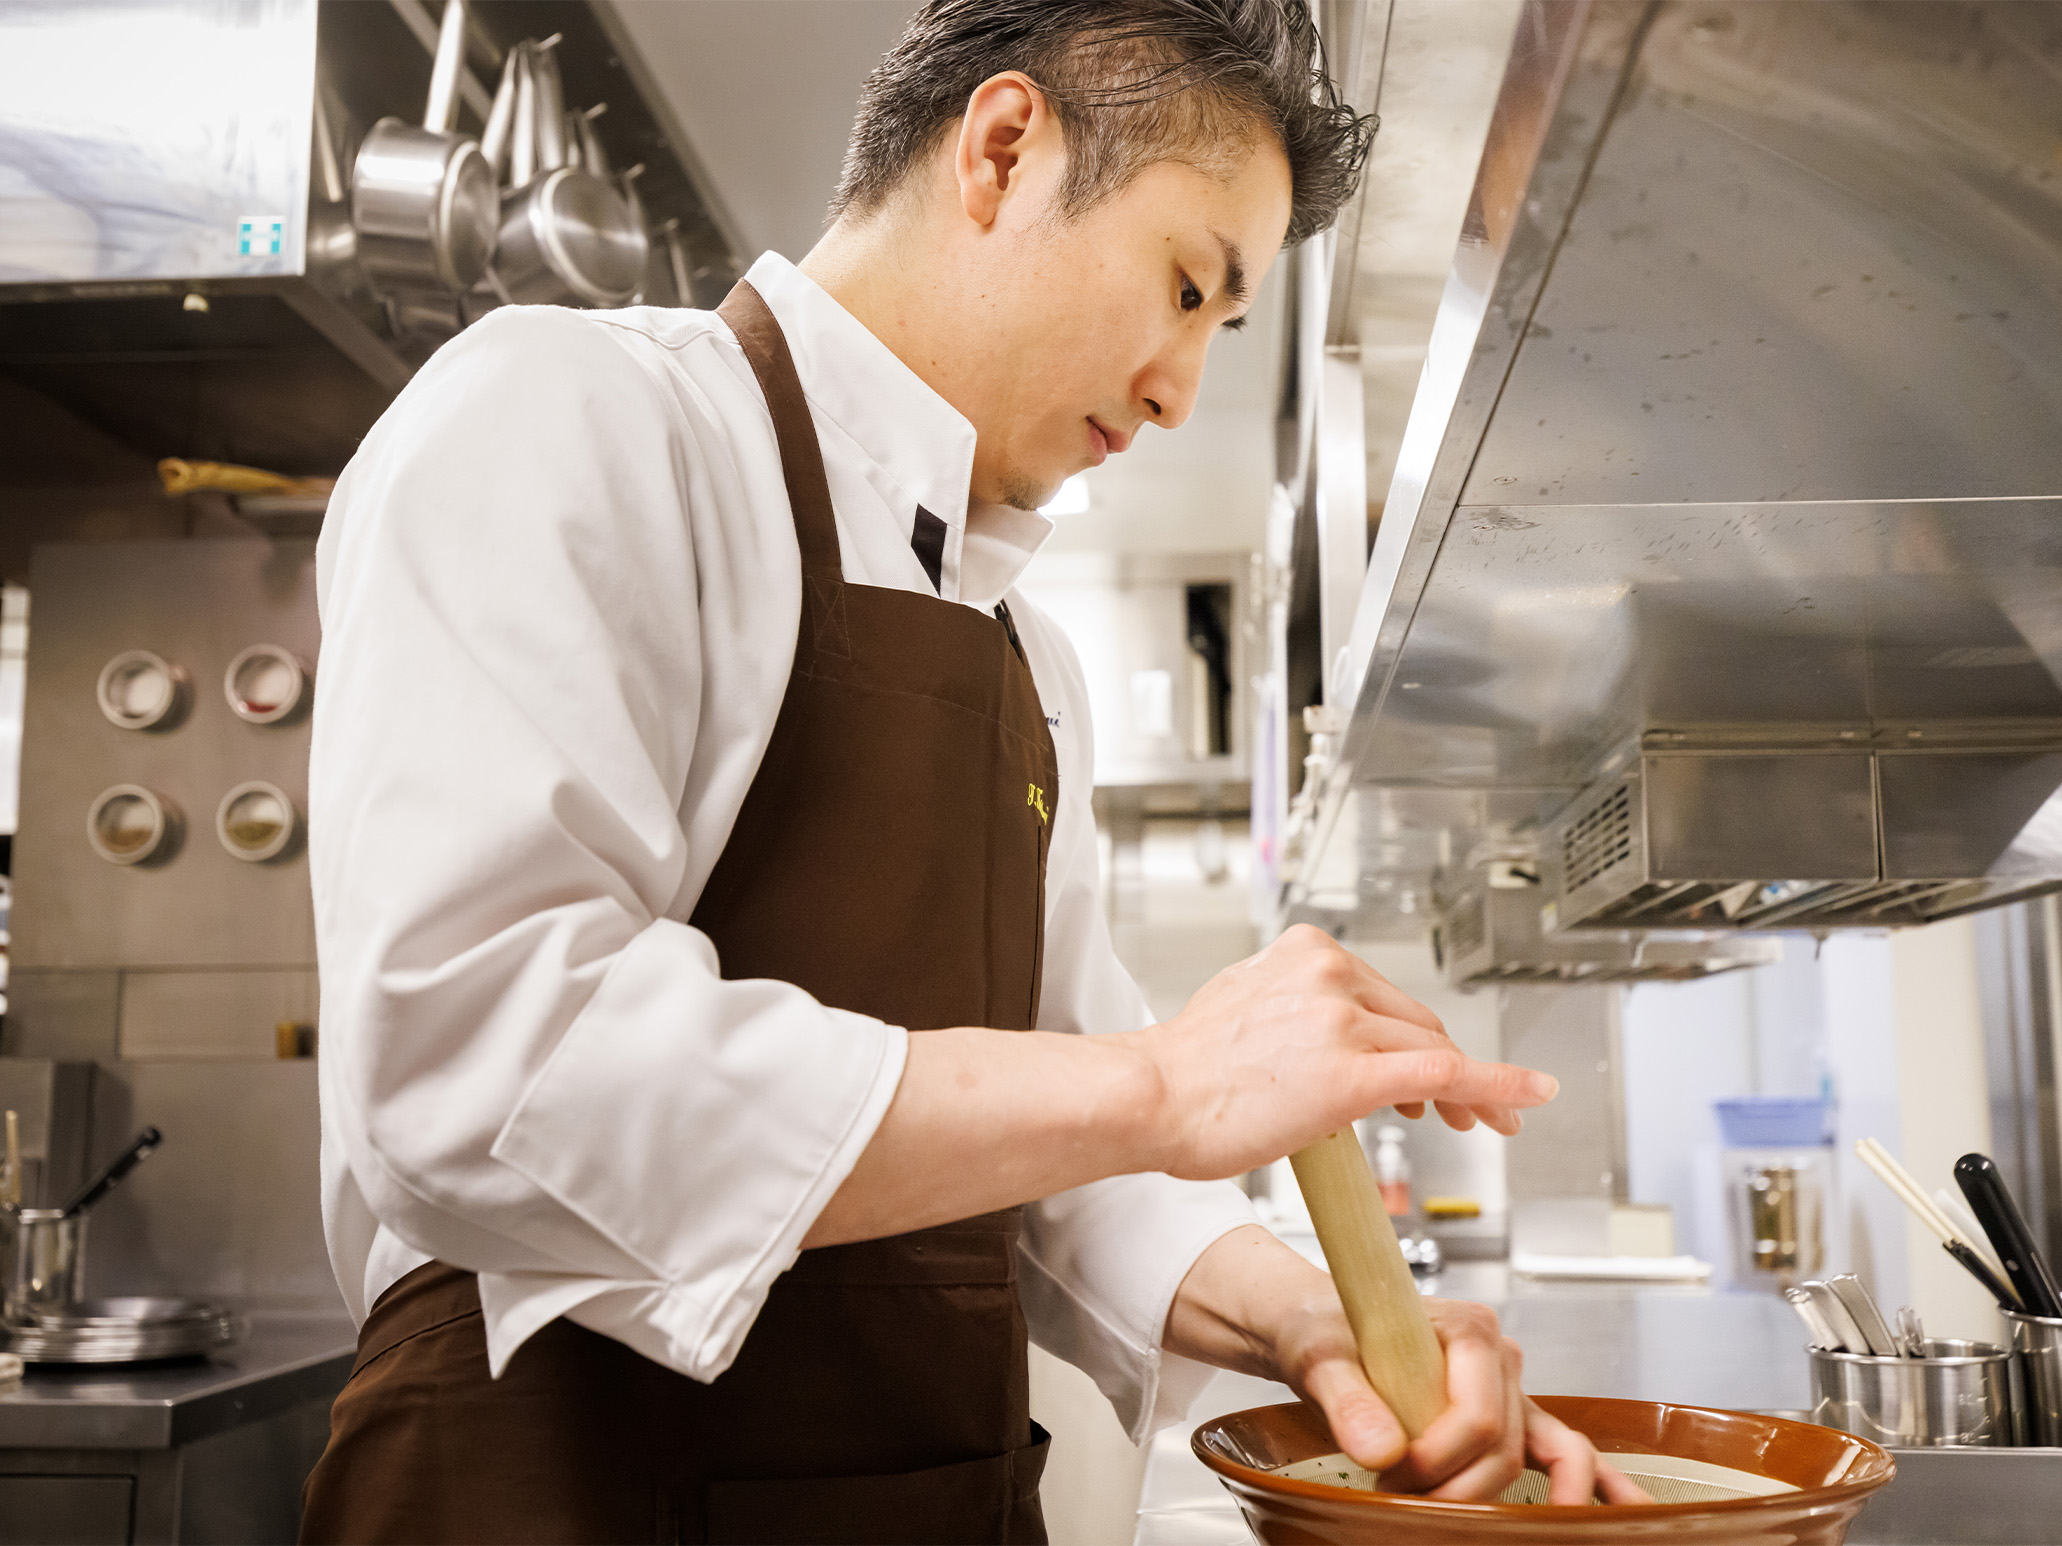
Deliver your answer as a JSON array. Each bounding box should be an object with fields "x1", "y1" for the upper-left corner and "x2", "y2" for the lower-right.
[
  {"x1": 2, "y1": 1208, "x2": 86, "y2": 1326},
  {"x1": 2005, "y1": 1309, "x2": 2062, "y2": 1447},
  {"x1": 1809, "y1": 1339, "x2": 2015, "y2": 1447}
]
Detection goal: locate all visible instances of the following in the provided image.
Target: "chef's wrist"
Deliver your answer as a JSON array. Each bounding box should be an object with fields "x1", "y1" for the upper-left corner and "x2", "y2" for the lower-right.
[
  {"x1": 1162, "y1": 1223, "x2": 1339, "y2": 1384},
  {"x1": 1229, "y1": 1243, "x2": 1347, "y2": 1389},
  {"x1": 1100, "y1": 1025, "x2": 1182, "y2": 1176}
]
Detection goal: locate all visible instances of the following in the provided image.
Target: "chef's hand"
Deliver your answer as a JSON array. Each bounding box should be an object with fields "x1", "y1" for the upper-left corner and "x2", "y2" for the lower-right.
[
  {"x1": 1291, "y1": 1296, "x2": 1653, "y2": 1505},
  {"x1": 1131, "y1": 925, "x2": 1556, "y2": 1182},
  {"x1": 1165, "y1": 1227, "x2": 1653, "y2": 1506}
]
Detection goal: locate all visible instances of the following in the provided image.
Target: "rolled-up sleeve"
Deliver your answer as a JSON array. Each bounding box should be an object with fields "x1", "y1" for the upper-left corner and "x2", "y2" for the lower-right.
[
  {"x1": 311, "y1": 307, "x2": 906, "y2": 1381},
  {"x1": 1009, "y1": 601, "x2": 1258, "y2": 1441}
]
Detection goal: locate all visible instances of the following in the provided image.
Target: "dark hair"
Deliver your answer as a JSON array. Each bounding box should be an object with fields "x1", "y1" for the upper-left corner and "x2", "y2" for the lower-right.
[{"x1": 830, "y1": 0, "x2": 1374, "y2": 245}]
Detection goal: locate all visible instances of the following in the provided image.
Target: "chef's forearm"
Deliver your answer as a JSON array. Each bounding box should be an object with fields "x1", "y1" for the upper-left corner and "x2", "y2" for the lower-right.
[
  {"x1": 801, "y1": 928, "x2": 1553, "y2": 1248},
  {"x1": 799, "y1": 1026, "x2": 1168, "y2": 1247}
]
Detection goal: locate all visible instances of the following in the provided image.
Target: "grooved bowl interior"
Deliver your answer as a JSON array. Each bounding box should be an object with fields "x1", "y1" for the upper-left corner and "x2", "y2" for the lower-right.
[{"x1": 1192, "y1": 1396, "x2": 1895, "y2": 1544}]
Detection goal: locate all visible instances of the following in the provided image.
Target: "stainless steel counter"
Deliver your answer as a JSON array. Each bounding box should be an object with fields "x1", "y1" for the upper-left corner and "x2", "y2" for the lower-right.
[
  {"x1": 0, "y1": 1313, "x2": 354, "y2": 1450},
  {"x1": 1135, "y1": 1262, "x2": 2062, "y2": 1546},
  {"x1": 0, "y1": 1314, "x2": 354, "y2": 1543}
]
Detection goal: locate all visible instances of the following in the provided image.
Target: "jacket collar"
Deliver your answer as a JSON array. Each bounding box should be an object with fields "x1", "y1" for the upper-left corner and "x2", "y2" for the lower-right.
[{"x1": 741, "y1": 252, "x2": 1051, "y2": 606}]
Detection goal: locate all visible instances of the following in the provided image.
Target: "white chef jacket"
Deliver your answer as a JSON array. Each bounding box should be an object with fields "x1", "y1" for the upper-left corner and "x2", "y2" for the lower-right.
[{"x1": 309, "y1": 251, "x2": 1258, "y2": 1440}]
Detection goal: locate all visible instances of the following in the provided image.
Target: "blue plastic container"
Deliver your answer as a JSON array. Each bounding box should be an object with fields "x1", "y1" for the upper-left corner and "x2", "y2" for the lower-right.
[{"x1": 1714, "y1": 1096, "x2": 1832, "y2": 1148}]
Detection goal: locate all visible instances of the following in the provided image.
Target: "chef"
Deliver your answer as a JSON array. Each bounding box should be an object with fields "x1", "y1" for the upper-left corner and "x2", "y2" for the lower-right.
[{"x1": 299, "y1": 2, "x2": 1639, "y2": 1540}]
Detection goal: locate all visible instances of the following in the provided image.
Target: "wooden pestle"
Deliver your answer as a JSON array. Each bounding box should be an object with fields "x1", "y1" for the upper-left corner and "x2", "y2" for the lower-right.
[{"x1": 1289, "y1": 1127, "x2": 1448, "y2": 1438}]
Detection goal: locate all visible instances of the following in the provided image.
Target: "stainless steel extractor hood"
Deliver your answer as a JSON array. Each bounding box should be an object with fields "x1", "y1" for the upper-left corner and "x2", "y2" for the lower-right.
[
  {"x1": 1279, "y1": 0, "x2": 2062, "y2": 949},
  {"x1": 1434, "y1": 859, "x2": 1780, "y2": 989}
]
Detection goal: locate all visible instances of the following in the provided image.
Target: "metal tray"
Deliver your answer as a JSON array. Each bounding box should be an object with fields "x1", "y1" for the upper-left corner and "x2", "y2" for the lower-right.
[{"x1": 1, "y1": 1297, "x2": 245, "y2": 1364}]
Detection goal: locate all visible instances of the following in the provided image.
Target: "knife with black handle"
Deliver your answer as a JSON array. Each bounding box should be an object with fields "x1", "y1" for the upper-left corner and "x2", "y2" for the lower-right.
[
  {"x1": 1955, "y1": 1152, "x2": 2062, "y2": 1319},
  {"x1": 57, "y1": 1126, "x2": 162, "y2": 1219}
]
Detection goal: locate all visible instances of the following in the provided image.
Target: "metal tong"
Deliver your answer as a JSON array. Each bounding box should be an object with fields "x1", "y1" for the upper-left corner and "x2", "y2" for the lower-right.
[{"x1": 1787, "y1": 1274, "x2": 1906, "y2": 1355}]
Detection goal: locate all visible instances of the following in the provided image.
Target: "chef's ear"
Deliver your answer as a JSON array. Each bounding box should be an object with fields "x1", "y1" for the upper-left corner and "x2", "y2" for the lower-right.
[{"x1": 954, "y1": 72, "x2": 1052, "y2": 228}]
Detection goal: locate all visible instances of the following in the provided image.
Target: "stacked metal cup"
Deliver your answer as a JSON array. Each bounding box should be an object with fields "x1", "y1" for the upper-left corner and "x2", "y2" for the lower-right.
[
  {"x1": 1808, "y1": 1339, "x2": 2017, "y2": 1447},
  {"x1": 2, "y1": 1209, "x2": 86, "y2": 1326},
  {"x1": 2005, "y1": 1310, "x2": 2062, "y2": 1447}
]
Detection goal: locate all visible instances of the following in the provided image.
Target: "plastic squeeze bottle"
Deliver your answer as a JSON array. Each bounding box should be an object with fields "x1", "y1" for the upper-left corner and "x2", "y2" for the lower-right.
[{"x1": 1373, "y1": 1124, "x2": 1412, "y2": 1218}]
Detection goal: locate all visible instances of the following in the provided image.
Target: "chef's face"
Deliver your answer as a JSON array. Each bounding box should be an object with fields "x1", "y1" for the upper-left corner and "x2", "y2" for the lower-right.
[{"x1": 968, "y1": 145, "x2": 1292, "y2": 510}]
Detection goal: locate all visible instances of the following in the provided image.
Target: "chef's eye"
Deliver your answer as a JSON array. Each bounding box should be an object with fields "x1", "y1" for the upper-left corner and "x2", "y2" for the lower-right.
[{"x1": 1180, "y1": 277, "x2": 1203, "y2": 313}]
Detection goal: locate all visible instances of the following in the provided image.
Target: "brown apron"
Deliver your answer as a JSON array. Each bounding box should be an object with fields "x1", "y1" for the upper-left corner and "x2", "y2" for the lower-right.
[{"x1": 300, "y1": 281, "x2": 1060, "y2": 1546}]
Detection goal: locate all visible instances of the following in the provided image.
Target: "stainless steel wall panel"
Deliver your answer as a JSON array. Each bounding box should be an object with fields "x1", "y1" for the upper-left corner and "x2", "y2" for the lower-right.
[
  {"x1": 1877, "y1": 751, "x2": 2062, "y2": 880},
  {"x1": 2, "y1": 970, "x2": 121, "y2": 1063},
  {"x1": 1355, "y1": 499, "x2": 2062, "y2": 792},
  {"x1": 1646, "y1": 754, "x2": 1878, "y2": 882},
  {"x1": 1634, "y1": 586, "x2": 1872, "y2": 732},
  {"x1": 0, "y1": 1059, "x2": 92, "y2": 1209},
  {"x1": 12, "y1": 540, "x2": 317, "y2": 973},
  {"x1": 116, "y1": 971, "x2": 318, "y2": 1061},
  {"x1": 1463, "y1": 1, "x2": 2062, "y2": 508},
  {"x1": 83, "y1": 1060, "x2": 336, "y2": 1313},
  {"x1": 1973, "y1": 898, "x2": 2062, "y2": 1275}
]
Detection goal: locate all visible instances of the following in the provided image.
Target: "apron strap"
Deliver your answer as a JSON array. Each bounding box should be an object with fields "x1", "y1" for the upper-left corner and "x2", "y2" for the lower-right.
[{"x1": 718, "y1": 280, "x2": 843, "y2": 579}]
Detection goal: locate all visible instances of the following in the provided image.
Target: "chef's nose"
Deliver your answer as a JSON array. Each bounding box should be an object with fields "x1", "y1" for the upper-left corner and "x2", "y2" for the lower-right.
[{"x1": 1137, "y1": 354, "x2": 1202, "y2": 430}]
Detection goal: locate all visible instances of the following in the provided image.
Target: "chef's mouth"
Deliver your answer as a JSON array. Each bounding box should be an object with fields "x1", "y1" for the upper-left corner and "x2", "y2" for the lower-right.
[{"x1": 1086, "y1": 417, "x2": 1131, "y2": 465}]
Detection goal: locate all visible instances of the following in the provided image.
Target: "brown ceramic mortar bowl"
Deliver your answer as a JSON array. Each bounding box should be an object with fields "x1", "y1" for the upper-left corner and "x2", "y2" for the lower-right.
[{"x1": 1193, "y1": 1395, "x2": 1894, "y2": 1544}]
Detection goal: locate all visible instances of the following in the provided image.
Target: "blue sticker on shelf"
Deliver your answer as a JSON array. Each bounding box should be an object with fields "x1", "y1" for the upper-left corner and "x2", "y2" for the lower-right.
[{"x1": 237, "y1": 216, "x2": 285, "y2": 257}]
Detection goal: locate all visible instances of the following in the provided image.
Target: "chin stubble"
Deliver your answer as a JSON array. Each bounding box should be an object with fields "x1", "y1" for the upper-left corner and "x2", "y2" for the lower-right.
[{"x1": 996, "y1": 470, "x2": 1050, "y2": 513}]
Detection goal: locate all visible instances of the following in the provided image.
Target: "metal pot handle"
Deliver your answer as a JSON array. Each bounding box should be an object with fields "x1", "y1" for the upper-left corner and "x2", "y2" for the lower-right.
[
  {"x1": 619, "y1": 161, "x2": 649, "y2": 305},
  {"x1": 311, "y1": 73, "x2": 346, "y2": 206},
  {"x1": 571, "y1": 103, "x2": 610, "y2": 179},
  {"x1": 662, "y1": 218, "x2": 692, "y2": 305},
  {"x1": 508, "y1": 43, "x2": 536, "y2": 189},
  {"x1": 531, "y1": 35, "x2": 570, "y2": 174},
  {"x1": 423, "y1": 0, "x2": 470, "y2": 134},
  {"x1": 480, "y1": 47, "x2": 520, "y2": 178}
]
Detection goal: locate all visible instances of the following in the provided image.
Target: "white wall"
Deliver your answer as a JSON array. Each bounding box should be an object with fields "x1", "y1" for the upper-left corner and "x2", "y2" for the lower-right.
[
  {"x1": 1621, "y1": 968, "x2": 1758, "y2": 1267},
  {"x1": 1821, "y1": 933, "x2": 1908, "y2": 1309},
  {"x1": 1886, "y1": 918, "x2": 2004, "y2": 1344},
  {"x1": 1620, "y1": 923, "x2": 2007, "y2": 1344},
  {"x1": 1352, "y1": 939, "x2": 1509, "y2": 1218}
]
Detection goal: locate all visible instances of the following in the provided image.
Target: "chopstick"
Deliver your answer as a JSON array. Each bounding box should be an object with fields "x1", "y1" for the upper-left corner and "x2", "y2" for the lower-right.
[
  {"x1": 1944, "y1": 1237, "x2": 2023, "y2": 1311},
  {"x1": 1855, "y1": 1138, "x2": 2022, "y2": 1311},
  {"x1": 1856, "y1": 1138, "x2": 1960, "y2": 1242}
]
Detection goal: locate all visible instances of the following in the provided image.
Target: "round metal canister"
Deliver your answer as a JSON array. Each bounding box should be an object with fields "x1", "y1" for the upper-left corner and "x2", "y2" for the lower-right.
[
  {"x1": 2006, "y1": 1309, "x2": 2062, "y2": 1447},
  {"x1": 1808, "y1": 1339, "x2": 2014, "y2": 1447}
]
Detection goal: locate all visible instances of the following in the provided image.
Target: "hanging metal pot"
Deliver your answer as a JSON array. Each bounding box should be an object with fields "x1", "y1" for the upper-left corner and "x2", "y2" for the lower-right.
[
  {"x1": 491, "y1": 41, "x2": 646, "y2": 309},
  {"x1": 351, "y1": 0, "x2": 499, "y2": 296},
  {"x1": 570, "y1": 110, "x2": 652, "y2": 304}
]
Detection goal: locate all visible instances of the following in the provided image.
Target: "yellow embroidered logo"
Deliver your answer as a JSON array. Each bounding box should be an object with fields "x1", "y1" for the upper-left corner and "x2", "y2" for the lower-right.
[{"x1": 1026, "y1": 783, "x2": 1049, "y2": 824}]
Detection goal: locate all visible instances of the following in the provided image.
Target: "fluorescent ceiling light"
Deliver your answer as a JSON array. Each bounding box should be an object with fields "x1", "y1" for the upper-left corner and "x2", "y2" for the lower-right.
[{"x1": 1040, "y1": 475, "x2": 1090, "y2": 516}]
